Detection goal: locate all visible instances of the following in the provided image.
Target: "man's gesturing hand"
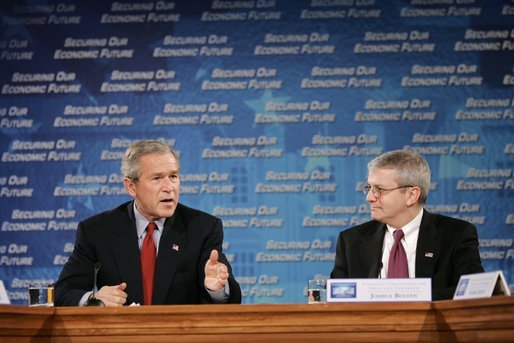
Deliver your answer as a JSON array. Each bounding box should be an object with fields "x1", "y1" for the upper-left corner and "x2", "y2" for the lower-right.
[
  {"x1": 95, "y1": 282, "x2": 128, "y2": 306},
  {"x1": 204, "y1": 250, "x2": 229, "y2": 291}
]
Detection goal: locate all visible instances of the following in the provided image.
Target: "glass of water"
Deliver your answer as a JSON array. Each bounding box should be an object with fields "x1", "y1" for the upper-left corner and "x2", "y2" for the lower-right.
[
  {"x1": 307, "y1": 278, "x2": 327, "y2": 304},
  {"x1": 28, "y1": 283, "x2": 54, "y2": 307}
]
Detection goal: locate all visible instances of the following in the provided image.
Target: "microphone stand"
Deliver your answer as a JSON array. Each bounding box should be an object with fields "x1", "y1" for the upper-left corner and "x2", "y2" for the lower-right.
[
  {"x1": 377, "y1": 261, "x2": 383, "y2": 278},
  {"x1": 85, "y1": 262, "x2": 105, "y2": 306},
  {"x1": 369, "y1": 260, "x2": 383, "y2": 278}
]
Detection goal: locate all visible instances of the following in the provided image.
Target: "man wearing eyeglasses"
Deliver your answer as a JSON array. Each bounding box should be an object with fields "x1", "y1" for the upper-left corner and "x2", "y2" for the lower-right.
[{"x1": 330, "y1": 149, "x2": 484, "y2": 300}]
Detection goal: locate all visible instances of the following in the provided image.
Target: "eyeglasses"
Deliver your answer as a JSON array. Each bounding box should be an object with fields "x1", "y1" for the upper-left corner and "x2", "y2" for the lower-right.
[{"x1": 362, "y1": 184, "x2": 413, "y2": 198}]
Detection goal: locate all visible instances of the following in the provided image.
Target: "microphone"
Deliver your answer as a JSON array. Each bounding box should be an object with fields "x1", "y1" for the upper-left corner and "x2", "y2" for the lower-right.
[
  {"x1": 369, "y1": 260, "x2": 383, "y2": 278},
  {"x1": 85, "y1": 262, "x2": 105, "y2": 306},
  {"x1": 376, "y1": 261, "x2": 383, "y2": 279}
]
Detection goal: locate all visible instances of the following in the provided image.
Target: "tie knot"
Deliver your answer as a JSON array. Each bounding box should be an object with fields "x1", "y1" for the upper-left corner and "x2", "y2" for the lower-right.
[
  {"x1": 146, "y1": 222, "x2": 157, "y2": 235},
  {"x1": 393, "y1": 229, "x2": 404, "y2": 242}
]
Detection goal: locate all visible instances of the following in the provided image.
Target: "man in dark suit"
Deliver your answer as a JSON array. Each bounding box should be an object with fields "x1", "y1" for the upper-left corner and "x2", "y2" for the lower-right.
[
  {"x1": 331, "y1": 149, "x2": 484, "y2": 300},
  {"x1": 55, "y1": 140, "x2": 241, "y2": 306}
]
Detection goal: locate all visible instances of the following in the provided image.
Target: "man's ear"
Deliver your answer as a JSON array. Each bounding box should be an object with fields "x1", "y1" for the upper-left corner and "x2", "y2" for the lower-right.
[
  {"x1": 123, "y1": 178, "x2": 136, "y2": 197},
  {"x1": 406, "y1": 186, "x2": 421, "y2": 206}
]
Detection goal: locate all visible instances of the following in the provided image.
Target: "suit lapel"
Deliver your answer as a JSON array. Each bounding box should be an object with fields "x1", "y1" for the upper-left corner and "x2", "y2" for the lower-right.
[
  {"x1": 359, "y1": 223, "x2": 386, "y2": 277},
  {"x1": 152, "y1": 210, "x2": 187, "y2": 304},
  {"x1": 415, "y1": 211, "x2": 441, "y2": 278},
  {"x1": 111, "y1": 202, "x2": 144, "y2": 304}
]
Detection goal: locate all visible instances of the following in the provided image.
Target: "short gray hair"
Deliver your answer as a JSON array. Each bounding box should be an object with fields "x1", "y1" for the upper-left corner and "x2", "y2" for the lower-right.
[
  {"x1": 368, "y1": 149, "x2": 431, "y2": 204},
  {"x1": 121, "y1": 140, "x2": 180, "y2": 181}
]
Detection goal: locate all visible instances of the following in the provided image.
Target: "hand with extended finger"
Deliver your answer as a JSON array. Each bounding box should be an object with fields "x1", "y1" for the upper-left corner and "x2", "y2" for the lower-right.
[{"x1": 204, "y1": 250, "x2": 229, "y2": 291}]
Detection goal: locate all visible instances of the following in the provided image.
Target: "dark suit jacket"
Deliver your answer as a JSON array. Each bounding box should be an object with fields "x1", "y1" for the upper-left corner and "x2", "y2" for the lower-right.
[
  {"x1": 330, "y1": 210, "x2": 484, "y2": 300},
  {"x1": 55, "y1": 201, "x2": 241, "y2": 306}
]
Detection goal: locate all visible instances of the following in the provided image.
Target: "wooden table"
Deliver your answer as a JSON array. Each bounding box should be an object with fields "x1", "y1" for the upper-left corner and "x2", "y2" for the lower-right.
[{"x1": 1, "y1": 296, "x2": 513, "y2": 342}]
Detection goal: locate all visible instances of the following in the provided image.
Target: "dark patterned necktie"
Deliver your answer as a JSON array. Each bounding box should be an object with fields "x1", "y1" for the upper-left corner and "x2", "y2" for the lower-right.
[
  {"x1": 141, "y1": 222, "x2": 156, "y2": 305},
  {"x1": 388, "y1": 229, "x2": 409, "y2": 278}
]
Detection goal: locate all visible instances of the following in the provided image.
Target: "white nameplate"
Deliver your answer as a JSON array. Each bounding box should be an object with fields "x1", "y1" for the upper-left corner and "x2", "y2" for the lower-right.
[
  {"x1": 453, "y1": 271, "x2": 511, "y2": 300},
  {"x1": 327, "y1": 278, "x2": 431, "y2": 302},
  {"x1": 0, "y1": 280, "x2": 10, "y2": 304}
]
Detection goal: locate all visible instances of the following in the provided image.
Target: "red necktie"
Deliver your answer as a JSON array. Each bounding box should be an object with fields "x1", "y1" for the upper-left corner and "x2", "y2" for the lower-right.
[
  {"x1": 388, "y1": 229, "x2": 409, "y2": 278},
  {"x1": 141, "y1": 222, "x2": 156, "y2": 305}
]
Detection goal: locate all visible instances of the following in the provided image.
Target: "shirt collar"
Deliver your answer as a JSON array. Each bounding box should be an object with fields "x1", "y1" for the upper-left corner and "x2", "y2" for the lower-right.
[
  {"x1": 133, "y1": 202, "x2": 165, "y2": 239},
  {"x1": 386, "y1": 208, "x2": 423, "y2": 245}
]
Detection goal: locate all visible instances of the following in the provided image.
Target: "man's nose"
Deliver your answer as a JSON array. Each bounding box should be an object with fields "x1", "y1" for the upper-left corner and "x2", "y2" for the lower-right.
[
  {"x1": 366, "y1": 190, "x2": 376, "y2": 202},
  {"x1": 163, "y1": 178, "x2": 174, "y2": 190}
]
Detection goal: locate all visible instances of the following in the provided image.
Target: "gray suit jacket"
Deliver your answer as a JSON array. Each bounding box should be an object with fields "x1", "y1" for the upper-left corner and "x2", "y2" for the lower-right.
[
  {"x1": 330, "y1": 210, "x2": 484, "y2": 300},
  {"x1": 55, "y1": 201, "x2": 241, "y2": 306}
]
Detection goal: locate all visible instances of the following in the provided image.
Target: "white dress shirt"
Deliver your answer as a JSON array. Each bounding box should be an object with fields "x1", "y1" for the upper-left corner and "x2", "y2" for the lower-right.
[{"x1": 380, "y1": 208, "x2": 423, "y2": 278}]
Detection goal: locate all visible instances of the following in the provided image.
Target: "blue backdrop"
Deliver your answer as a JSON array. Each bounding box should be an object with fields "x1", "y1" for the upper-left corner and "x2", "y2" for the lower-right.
[{"x1": 0, "y1": 0, "x2": 513, "y2": 305}]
